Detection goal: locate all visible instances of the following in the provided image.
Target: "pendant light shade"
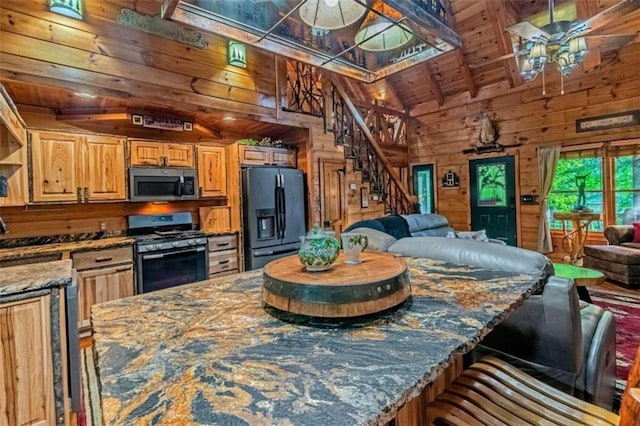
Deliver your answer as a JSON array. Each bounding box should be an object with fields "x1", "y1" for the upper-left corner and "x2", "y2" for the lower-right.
[
  {"x1": 354, "y1": 1, "x2": 412, "y2": 52},
  {"x1": 50, "y1": 0, "x2": 83, "y2": 20},
  {"x1": 299, "y1": 0, "x2": 366, "y2": 31}
]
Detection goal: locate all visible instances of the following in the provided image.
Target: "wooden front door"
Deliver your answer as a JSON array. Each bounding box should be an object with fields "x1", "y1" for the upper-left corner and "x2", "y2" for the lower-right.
[
  {"x1": 320, "y1": 159, "x2": 346, "y2": 235},
  {"x1": 469, "y1": 156, "x2": 517, "y2": 246}
]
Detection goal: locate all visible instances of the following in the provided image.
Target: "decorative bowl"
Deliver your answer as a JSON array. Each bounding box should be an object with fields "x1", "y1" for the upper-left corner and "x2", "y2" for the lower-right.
[{"x1": 298, "y1": 225, "x2": 340, "y2": 271}]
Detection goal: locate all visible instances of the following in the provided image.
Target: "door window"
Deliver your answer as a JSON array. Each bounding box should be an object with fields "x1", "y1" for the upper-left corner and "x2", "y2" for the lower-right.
[
  {"x1": 413, "y1": 164, "x2": 434, "y2": 214},
  {"x1": 476, "y1": 163, "x2": 507, "y2": 207}
]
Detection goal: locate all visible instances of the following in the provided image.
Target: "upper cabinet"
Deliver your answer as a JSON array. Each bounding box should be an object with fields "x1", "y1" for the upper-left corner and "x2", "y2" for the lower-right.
[
  {"x1": 31, "y1": 131, "x2": 126, "y2": 203},
  {"x1": 0, "y1": 85, "x2": 28, "y2": 206},
  {"x1": 130, "y1": 139, "x2": 194, "y2": 168},
  {"x1": 238, "y1": 145, "x2": 296, "y2": 168},
  {"x1": 197, "y1": 145, "x2": 226, "y2": 198}
]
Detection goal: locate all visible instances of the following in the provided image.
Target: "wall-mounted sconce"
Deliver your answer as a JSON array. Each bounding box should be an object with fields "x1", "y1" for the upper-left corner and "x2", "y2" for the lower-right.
[
  {"x1": 227, "y1": 40, "x2": 247, "y2": 68},
  {"x1": 50, "y1": 0, "x2": 83, "y2": 20},
  {"x1": 441, "y1": 170, "x2": 460, "y2": 188}
]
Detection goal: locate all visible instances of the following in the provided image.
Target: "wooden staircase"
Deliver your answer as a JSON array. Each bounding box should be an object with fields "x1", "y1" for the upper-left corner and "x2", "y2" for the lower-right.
[{"x1": 330, "y1": 77, "x2": 417, "y2": 215}]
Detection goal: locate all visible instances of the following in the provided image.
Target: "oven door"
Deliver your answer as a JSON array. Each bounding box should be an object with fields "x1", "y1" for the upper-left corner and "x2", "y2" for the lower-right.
[{"x1": 137, "y1": 246, "x2": 208, "y2": 293}]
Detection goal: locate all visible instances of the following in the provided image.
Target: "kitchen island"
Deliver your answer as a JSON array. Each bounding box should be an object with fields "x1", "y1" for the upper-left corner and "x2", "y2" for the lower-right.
[{"x1": 92, "y1": 256, "x2": 546, "y2": 425}]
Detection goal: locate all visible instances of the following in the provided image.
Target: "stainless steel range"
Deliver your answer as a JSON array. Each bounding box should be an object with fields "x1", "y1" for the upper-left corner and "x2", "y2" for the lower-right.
[{"x1": 129, "y1": 212, "x2": 208, "y2": 293}]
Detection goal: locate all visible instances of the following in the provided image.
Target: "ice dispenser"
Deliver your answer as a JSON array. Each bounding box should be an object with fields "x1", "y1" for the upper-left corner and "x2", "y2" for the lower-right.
[{"x1": 256, "y1": 208, "x2": 276, "y2": 240}]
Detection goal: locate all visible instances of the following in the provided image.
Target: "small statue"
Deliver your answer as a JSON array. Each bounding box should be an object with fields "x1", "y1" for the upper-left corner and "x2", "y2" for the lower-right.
[
  {"x1": 575, "y1": 174, "x2": 588, "y2": 210},
  {"x1": 478, "y1": 112, "x2": 499, "y2": 146}
]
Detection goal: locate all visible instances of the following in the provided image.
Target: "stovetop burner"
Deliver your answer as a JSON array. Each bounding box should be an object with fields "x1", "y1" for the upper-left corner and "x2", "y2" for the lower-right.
[
  {"x1": 128, "y1": 212, "x2": 207, "y2": 253},
  {"x1": 134, "y1": 229, "x2": 206, "y2": 244}
]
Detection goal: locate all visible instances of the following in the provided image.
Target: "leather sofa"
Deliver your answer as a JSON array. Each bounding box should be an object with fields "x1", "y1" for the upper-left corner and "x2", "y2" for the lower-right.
[
  {"x1": 584, "y1": 225, "x2": 640, "y2": 288},
  {"x1": 383, "y1": 236, "x2": 617, "y2": 409}
]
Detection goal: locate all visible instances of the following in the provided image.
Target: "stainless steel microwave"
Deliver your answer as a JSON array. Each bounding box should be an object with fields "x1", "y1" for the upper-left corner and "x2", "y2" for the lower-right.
[{"x1": 129, "y1": 167, "x2": 198, "y2": 202}]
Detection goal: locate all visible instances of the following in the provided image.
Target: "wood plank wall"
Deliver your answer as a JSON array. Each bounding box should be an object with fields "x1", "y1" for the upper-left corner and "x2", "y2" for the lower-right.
[{"x1": 411, "y1": 43, "x2": 640, "y2": 252}]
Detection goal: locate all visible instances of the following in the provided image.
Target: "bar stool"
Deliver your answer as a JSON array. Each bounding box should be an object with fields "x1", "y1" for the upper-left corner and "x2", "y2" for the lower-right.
[{"x1": 426, "y1": 346, "x2": 640, "y2": 425}]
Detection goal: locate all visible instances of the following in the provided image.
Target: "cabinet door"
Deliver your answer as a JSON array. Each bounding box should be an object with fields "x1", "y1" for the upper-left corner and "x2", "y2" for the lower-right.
[
  {"x1": 0, "y1": 295, "x2": 55, "y2": 426},
  {"x1": 166, "y1": 143, "x2": 194, "y2": 167},
  {"x1": 31, "y1": 131, "x2": 81, "y2": 202},
  {"x1": 130, "y1": 140, "x2": 163, "y2": 166},
  {"x1": 239, "y1": 145, "x2": 270, "y2": 166},
  {"x1": 198, "y1": 145, "x2": 226, "y2": 197},
  {"x1": 84, "y1": 135, "x2": 126, "y2": 201},
  {"x1": 271, "y1": 148, "x2": 296, "y2": 167},
  {"x1": 76, "y1": 264, "x2": 134, "y2": 330}
]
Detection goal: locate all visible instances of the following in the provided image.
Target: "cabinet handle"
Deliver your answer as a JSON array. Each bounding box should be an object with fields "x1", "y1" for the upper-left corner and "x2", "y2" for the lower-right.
[
  {"x1": 95, "y1": 256, "x2": 113, "y2": 262},
  {"x1": 162, "y1": 156, "x2": 168, "y2": 167},
  {"x1": 77, "y1": 187, "x2": 83, "y2": 202},
  {"x1": 84, "y1": 187, "x2": 89, "y2": 203},
  {"x1": 216, "y1": 242, "x2": 230, "y2": 246},
  {"x1": 114, "y1": 265, "x2": 132, "y2": 273},
  {"x1": 219, "y1": 259, "x2": 230, "y2": 264}
]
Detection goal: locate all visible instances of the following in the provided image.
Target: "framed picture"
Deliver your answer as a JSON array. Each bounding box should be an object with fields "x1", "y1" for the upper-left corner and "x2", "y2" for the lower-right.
[
  {"x1": 361, "y1": 187, "x2": 369, "y2": 208},
  {"x1": 132, "y1": 114, "x2": 143, "y2": 125}
]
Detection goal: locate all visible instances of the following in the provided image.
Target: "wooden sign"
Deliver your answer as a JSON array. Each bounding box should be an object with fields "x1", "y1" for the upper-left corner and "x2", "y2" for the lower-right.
[
  {"x1": 576, "y1": 110, "x2": 640, "y2": 133},
  {"x1": 132, "y1": 114, "x2": 193, "y2": 132}
]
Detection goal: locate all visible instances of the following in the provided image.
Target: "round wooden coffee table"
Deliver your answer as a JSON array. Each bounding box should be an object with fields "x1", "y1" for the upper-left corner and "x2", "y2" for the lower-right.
[
  {"x1": 553, "y1": 262, "x2": 605, "y2": 303},
  {"x1": 262, "y1": 252, "x2": 410, "y2": 318}
]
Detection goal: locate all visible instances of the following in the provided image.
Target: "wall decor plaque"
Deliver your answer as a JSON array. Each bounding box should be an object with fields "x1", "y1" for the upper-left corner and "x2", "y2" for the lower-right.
[
  {"x1": 576, "y1": 110, "x2": 639, "y2": 133},
  {"x1": 116, "y1": 8, "x2": 208, "y2": 49}
]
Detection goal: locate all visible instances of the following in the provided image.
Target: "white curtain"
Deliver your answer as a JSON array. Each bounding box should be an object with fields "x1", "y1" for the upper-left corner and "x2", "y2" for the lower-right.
[{"x1": 537, "y1": 145, "x2": 561, "y2": 253}]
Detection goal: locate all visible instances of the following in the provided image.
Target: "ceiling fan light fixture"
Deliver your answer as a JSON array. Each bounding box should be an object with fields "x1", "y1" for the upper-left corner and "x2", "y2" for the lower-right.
[
  {"x1": 528, "y1": 43, "x2": 548, "y2": 72},
  {"x1": 520, "y1": 57, "x2": 539, "y2": 81},
  {"x1": 568, "y1": 36, "x2": 588, "y2": 61},
  {"x1": 299, "y1": 0, "x2": 366, "y2": 31},
  {"x1": 354, "y1": 0, "x2": 412, "y2": 52}
]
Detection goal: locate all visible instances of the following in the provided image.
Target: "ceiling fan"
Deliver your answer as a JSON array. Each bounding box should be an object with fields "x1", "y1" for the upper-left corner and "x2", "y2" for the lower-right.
[{"x1": 506, "y1": 0, "x2": 639, "y2": 91}]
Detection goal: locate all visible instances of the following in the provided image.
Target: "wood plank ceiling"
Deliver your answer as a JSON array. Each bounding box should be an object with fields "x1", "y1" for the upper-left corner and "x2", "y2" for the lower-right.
[{"x1": 1, "y1": 0, "x2": 638, "y2": 137}]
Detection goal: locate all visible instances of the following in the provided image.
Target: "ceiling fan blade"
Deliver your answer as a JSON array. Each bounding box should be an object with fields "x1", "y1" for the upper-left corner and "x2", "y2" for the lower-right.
[
  {"x1": 506, "y1": 21, "x2": 550, "y2": 42},
  {"x1": 567, "y1": 0, "x2": 640, "y2": 39}
]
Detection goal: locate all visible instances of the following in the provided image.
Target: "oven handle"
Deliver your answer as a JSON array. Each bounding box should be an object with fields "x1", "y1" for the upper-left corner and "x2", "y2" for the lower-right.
[{"x1": 142, "y1": 246, "x2": 206, "y2": 260}]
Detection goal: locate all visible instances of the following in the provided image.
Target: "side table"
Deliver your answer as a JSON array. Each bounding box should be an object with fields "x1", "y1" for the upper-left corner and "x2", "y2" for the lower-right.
[
  {"x1": 553, "y1": 211, "x2": 602, "y2": 265},
  {"x1": 553, "y1": 262, "x2": 605, "y2": 303}
]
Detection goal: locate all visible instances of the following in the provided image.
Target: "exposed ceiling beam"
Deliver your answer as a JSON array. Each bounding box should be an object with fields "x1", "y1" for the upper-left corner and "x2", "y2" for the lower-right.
[
  {"x1": 486, "y1": 0, "x2": 523, "y2": 88},
  {"x1": 382, "y1": 79, "x2": 405, "y2": 113},
  {"x1": 575, "y1": 0, "x2": 602, "y2": 69},
  {"x1": 455, "y1": 49, "x2": 477, "y2": 98},
  {"x1": 422, "y1": 63, "x2": 445, "y2": 106},
  {"x1": 161, "y1": 0, "x2": 180, "y2": 19}
]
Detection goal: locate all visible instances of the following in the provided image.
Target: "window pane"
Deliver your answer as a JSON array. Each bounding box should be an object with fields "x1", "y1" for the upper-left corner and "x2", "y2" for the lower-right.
[
  {"x1": 477, "y1": 163, "x2": 506, "y2": 207},
  {"x1": 548, "y1": 157, "x2": 603, "y2": 230},
  {"x1": 614, "y1": 155, "x2": 640, "y2": 224},
  {"x1": 413, "y1": 164, "x2": 434, "y2": 214}
]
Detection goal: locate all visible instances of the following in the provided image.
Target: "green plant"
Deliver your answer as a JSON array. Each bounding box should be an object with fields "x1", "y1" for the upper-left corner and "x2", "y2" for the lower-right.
[{"x1": 236, "y1": 138, "x2": 258, "y2": 145}]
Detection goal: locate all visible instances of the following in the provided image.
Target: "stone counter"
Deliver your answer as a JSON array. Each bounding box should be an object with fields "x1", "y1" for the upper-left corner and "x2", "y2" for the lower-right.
[
  {"x1": 0, "y1": 237, "x2": 135, "y2": 263},
  {"x1": 93, "y1": 257, "x2": 545, "y2": 425},
  {"x1": 0, "y1": 259, "x2": 73, "y2": 297}
]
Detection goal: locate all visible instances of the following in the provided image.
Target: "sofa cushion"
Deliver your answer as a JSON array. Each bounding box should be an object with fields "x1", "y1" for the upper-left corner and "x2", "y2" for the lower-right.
[
  {"x1": 633, "y1": 222, "x2": 640, "y2": 243},
  {"x1": 621, "y1": 242, "x2": 640, "y2": 249},
  {"x1": 411, "y1": 227, "x2": 453, "y2": 237},
  {"x1": 343, "y1": 219, "x2": 386, "y2": 234},
  {"x1": 603, "y1": 225, "x2": 634, "y2": 245},
  {"x1": 348, "y1": 227, "x2": 397, "y2": 252},
  {"x1": 584, "y1": 245, "x2": 640, "y2": 265},
  {"x1": 388, "y1": 236, "x2": 553, "y2": 277},
  {"x1": 401, "y1": 213, "x2": 449, "y2": 232}
]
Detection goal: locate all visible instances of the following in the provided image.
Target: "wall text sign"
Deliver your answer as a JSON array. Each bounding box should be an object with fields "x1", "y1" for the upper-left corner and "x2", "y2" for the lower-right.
[{"x1": 576, "y1": 110, "x2": 639, "y2": 133}]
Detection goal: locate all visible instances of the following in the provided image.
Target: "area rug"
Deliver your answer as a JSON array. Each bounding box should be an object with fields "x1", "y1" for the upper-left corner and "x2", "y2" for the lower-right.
[
  {"x1": 79, "y1": 346, "x2": 102, "y2": 426},
  {"x1": 590, "y1": 288, "x2": 640, "y2": 393}
]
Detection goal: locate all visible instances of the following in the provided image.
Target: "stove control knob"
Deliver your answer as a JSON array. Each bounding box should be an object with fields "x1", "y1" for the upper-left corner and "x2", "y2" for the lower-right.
[
  {"x1": 188, "y1": 239, "x2": 195, "y2": 245},
  {"x1": 173, "y1": 241, "x2": 180, "y2": 247},
  {"x1": 196, "y1": 239, "x2": 205, "y2": 244}
]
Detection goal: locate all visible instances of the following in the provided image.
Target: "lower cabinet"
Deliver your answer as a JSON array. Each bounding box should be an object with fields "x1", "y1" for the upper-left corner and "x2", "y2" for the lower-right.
[
  {"x1": 0, "y1": 294, "x2": 56, "y2": 426},
  {"x1": 208, "y1": 234, "x2": 238, "y2": 278},
  {"x1": 73, "y1": 246, "x2": 134, "y2": 332}
]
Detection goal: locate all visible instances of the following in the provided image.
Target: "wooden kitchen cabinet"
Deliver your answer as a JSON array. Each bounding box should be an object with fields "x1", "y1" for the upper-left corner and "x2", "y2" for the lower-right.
[
  {"x1": 238, "y1": 145, "x2": 296, "y2": 167},
  {"x1": 0, "y1": 294, "x2": 56, "y2": 426},
  {"x1": 72, "y1": 246, "x2": 134, "y2": 332},
  {"x1": 30, "y1": 131, "x2": 126, "y2": 203},
  {"x1": 197, "y1": 145, "x2": 226, "y2": 197},
  {"x1": 130, "y1": 139, "x2": 194, "y2": 168},
  {"x1": 208, "y1": 234, "x2": 238, "y2": 278},
  {"x1": 0, "y1": 85, "x2": 28, "y2": 206}
]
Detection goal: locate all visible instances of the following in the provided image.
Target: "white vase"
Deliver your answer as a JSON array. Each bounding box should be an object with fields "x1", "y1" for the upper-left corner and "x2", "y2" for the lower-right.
[{"x1": 340, "y1": 232, "x2": 368, "y2": 264}]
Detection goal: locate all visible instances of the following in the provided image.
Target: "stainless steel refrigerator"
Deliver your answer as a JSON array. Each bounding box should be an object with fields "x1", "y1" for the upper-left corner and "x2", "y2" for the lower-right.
[{"x1": 242, "y1": 166, "x2": 306, "y2": 270}]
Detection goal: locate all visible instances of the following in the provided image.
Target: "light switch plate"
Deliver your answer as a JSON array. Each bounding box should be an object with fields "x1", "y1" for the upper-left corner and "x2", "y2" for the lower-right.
[{"x1": 349, "y1": 183, "x2": 357, "y2": 190}]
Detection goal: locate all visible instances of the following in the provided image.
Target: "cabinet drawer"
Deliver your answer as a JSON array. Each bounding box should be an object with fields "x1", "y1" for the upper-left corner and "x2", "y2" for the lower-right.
[
  {"x1": 208, "y1": 249, "x2": 238, "y2": 275},
  {"x1": 72, "y1": 246, "x2": 133, "y2": 270},
  {"x1": 208, "y1": 235, "x2": 237, "y2": 252}
]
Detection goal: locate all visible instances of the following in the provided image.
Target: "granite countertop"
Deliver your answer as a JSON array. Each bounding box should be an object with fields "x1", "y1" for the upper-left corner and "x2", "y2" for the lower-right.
[
  {"x1": 0, "y1": 259, "x2": 73, "y2": 297},
  {"x1": 0, "y1": 237, "x2": 135, "y2": 262},
  {"x1": 202, "y1": 230, "x2": 238, "y2": 237},
  {"x1": 93, "y1": 257, "x2": 545, "y2": 426}
]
